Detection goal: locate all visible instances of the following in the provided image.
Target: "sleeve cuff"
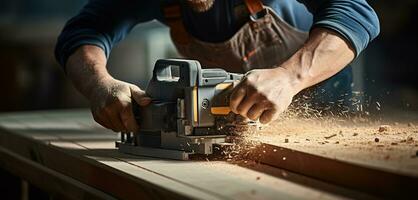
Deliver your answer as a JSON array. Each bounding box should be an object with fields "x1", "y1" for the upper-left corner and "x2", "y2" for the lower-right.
[
  {"x1": 55, "y1": 29, "x2": 112, "y2": 69},
  {"x1": 312, "y1": 18, "x2": 364, "y2": 57},
  {"x1": 311, "y1": 7, "x2": 379, "y2": 57}
]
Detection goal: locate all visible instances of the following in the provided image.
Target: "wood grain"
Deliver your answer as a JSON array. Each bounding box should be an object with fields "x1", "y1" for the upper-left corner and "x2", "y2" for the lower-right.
[
  {"x1": 243, "y1": 115, "x2": 418, "y2": 198},
  {"x1": 248, "y1": 116, "x2": 418, "y2": 176},
  {"x1": 0, "y1": 146, "x2": 117, "y2": 200},
  {"x1": 0, "y1": 110, "x2": 353, "y2": 200}
]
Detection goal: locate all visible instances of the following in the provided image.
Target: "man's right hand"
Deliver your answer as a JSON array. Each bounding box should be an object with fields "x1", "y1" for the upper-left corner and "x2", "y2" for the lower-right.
[
  {"x1": 88, "y1": 77, "x2": 151, "y2": 132},
  {"x1": 66, "y1": 45, "x2": 151, "y2": 132}
]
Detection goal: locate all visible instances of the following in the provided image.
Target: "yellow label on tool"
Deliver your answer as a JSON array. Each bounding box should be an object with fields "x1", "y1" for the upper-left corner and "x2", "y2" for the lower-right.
[
  {"x1": 193, "y1": 86, "x2": 198, "y2": 123},
  {"x1": 211, "y1": 106, "x2": 231, "y2": 115},
  {"x1": 215, "y1": 83, "x2": 233, "y2": 90}
]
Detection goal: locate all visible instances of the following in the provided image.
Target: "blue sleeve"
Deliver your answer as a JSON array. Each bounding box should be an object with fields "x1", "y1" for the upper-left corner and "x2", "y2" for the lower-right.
[
  {"x1": 54, "y1": 0, "x2": 163, "y2": 68},
  {"x1": 297, "y1": 0, "x2": 380, "y2": 56}
]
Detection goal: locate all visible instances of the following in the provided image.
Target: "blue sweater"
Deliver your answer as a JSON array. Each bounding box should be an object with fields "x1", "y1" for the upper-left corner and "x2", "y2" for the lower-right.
[
  {"x1": 54, "y1": 0, "x2": 380, "y2": 107},
  {"x1": 55, "y1": 0, "x2": 379, "y2": 66}
]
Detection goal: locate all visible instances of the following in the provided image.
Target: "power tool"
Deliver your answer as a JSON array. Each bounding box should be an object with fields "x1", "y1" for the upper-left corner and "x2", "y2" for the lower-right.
[{"x1": 116, "y1": 59, "x2": 250, "y2": 160}]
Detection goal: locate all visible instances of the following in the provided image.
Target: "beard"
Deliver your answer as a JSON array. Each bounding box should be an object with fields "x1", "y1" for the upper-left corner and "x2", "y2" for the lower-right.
[{"x1": 186, "y1": 0, "x2": 215, "y2": 13}]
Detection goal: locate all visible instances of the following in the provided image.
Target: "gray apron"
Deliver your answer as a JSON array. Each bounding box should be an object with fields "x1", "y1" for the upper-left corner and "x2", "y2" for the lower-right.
[{"x1": 163, "y1": 0, "x2": 308, "y2": 73}]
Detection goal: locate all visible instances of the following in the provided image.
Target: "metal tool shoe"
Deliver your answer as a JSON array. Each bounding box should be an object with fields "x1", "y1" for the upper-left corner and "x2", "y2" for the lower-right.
[{"x1": 116, "y1": 59, "x2": 255, "y2": 160}]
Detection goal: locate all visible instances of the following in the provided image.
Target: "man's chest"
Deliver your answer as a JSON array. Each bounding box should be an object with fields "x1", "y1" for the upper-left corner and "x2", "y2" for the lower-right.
[{"x1": 162, "y1": 0, "x2": 310, "y2": 42}]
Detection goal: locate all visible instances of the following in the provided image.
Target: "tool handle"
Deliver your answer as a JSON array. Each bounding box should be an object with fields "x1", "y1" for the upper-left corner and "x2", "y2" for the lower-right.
[{"x1": 152, "y1": 59, "x2": 201, "y2": 87}]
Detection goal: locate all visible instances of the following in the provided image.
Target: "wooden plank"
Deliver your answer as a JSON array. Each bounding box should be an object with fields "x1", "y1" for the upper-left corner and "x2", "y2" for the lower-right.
[
  {"x1": 249, "y1": 117, "x2": 418, "y2": 176},
  {"x1": 246, "y1": 143, "x2": 417, "y2": 199},
  {"x1": 230, "y1": 159, "x2": 377, "y2": 200},
  {"x1": 0, "y1": 146, "x2": 117, "y2": 200},
  {"x1": 0, "y1": 110, "x2": 358, "y2": 200},
  {"x1": 0, "y1": 127, "x2": 220, "y2": 200},
  {"x1": 243, "y1": 116, "x2": 418, "y2": 198},
  {"x1": 45, "y1": 140, "x2": 355, "y2": 200}
]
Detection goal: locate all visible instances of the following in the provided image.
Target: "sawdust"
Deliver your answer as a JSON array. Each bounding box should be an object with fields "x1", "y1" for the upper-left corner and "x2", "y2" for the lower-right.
[
  {"x1": 209, "y1": 95, "x2": 418, "y2": 176},
  {"x1": 238, "y1": 113, "x2": 418, "y2": 176},
  {"x1": 378, "y1": 125, "x2": 391, "y2": 132},
  {"x1": 212, "y1": 103, "x2": 418, "y2": 176}
]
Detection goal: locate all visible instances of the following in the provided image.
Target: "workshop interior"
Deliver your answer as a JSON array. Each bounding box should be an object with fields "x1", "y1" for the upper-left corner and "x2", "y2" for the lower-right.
[{"x1": 0, "y1": 0, "x2": 417, "y2": 199}]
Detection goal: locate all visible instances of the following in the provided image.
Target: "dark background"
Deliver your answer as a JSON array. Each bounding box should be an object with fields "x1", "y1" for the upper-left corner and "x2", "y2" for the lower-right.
[{"x1": 0, "y1": 0, "x2": 417, "y2": 113}]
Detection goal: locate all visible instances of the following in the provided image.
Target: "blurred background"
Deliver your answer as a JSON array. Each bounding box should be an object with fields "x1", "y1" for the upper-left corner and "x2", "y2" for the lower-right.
[{"x1": 0, "y1": 0, "x2": 417, "y2": 114}]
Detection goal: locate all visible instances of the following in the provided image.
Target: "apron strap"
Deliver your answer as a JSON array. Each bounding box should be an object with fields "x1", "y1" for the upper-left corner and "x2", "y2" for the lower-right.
[
  {"x1": 244, "y1": 0, "x2": 264, "y2": 16},
  {"x1": 162, "y1": 3, "x2": 182, "y2": 20},
  {"x1": 244, "y1": 0, "x2": 267, "y2": 21},
  {"x1": 162, "y1": 3, "x2": 189, "y2": 44}
]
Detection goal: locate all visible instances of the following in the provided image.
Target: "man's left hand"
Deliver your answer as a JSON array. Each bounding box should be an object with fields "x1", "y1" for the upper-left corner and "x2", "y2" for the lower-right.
[{"x1": 229, "y1": 67, "x2": 298, "y2": 124}]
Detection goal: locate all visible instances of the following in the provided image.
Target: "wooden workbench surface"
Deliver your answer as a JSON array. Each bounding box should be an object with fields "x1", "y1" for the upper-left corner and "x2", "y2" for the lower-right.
[
  {"x1": 238, "y1": 114, "x2": 418, "y2": 199},
  {"x1": 250, "y1": 115, "x2": 418, "y2": 177},
  {"x1": 0, "y1": 109, "x2": 370, "y2": 200}
]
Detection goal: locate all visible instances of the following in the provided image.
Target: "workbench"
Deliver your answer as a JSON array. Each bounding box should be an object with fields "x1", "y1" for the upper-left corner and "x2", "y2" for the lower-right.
[{"x1": 0, "y1": 110, "x2": 416, "y2": 199}]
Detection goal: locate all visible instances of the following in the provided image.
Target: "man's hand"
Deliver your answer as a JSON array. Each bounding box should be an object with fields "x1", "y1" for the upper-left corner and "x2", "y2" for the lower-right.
[
  {"x1": 229, "y1": 68, "x2": 298, "y2": 124},
  {"x1": 230, "y1": 28, "x2": 355, "y2": 124},
  {"x1": 65, "y1": 45, "x2": 151, "y2": 132},
  {"x1": 88, "y1": 77, "x2": 151, "y2": 132}
]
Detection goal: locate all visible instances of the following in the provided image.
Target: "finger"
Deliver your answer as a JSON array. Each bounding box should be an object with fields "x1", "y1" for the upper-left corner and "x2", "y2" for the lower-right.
[
  {"x1": 104, "y1": 107, "x2": 126, "y2": 132},
  {"x1": 92, "y1": 110, "x2": 116, "y2": 131},
  {"x1": 120, "y1": 101, "x2": 140, "y2": 132},
  {"x1": 98, "y1": 115, "x2": 117, "y2": 131},
  {"x1": 235, "y1": 90, "x2": 258, "y2": 118},
  {"x1": 130, "y1": 85, "x2": 151, "y2": 106},
  {"x1": 259, "y1": 109, "x2": 278, "y2": 124},
  {"x1": 100, "y1": 109, "x2": 119, "y2": 132},
  {"x1": 229, "y1": 84, "x2": 246, "y2": 113},
  {"x1": 247, "y1": 103, "x2": 268, "y2": 121}
]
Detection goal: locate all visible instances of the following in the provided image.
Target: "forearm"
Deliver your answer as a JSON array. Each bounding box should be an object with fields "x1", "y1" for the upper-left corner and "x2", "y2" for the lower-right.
[
  {"x1": 281, "y1": 28, "x2": 355, "y2": 94},
  {"x1": 66, "y1": 45, "x2": 112, "y2": 100}
]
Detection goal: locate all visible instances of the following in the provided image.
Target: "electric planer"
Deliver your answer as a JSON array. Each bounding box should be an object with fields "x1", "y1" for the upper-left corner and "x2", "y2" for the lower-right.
[{"x1": 116, "y1": 59, "x2": 254, "y2": 160}]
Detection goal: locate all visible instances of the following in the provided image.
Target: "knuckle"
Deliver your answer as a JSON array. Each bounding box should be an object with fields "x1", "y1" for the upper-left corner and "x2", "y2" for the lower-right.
[
  {"x1": 247, "y1": 113, "x2": 257, "y2": 121},
  {"x1": 229, "y1": 92, "x2": 239, "y2": 102},
  {"x1": 236, "y1": 87, "x2": 246, "y2": 95},
  {"x1": 259, "y1": 93, "x2": 268, "y2": 99},
  {"x1": 236, "y1": 105, "x2": 244, "y2": 113},
  {"x1": 229, "y1": 104, "x2": 237, "y2": 112},
  {"x1": 244, "y1": 71, "x2": 261, "y2": 83},
  {"x1": 229, "y1": 97, "x2": 237, "y2": 105},
  {"x1": 245, "y1": 85, "x2": 262, "y2": 98},
  {"x1": 229, "y1": 98, "x2": 237, "y2": 106},
  {"x1": 260, "y1": 99, "x2": 270, "y2": 106},
  {"x1": 245, "y1": 76, "x2": 255, "y2": 83},
  {"x1": 260, "y1": 116, "x2": 271, "y2": 124},
  {"x1": 236, "y1": 106, "x2": 247, "y2": 116},
  {"x1": 252, "y1": 91, "x2": 264, "y2": 100}
]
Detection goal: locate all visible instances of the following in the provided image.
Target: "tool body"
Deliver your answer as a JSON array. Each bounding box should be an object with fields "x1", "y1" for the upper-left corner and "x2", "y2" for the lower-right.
[{"x1": 116, "y1": 59, "x2": 244, "y2": 160}]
